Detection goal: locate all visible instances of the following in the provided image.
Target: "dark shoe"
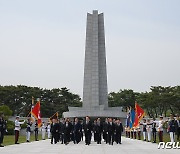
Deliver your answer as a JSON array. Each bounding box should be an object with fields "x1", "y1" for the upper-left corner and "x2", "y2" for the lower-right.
[
  {"x1": 0, "y1": 145, "x2": 4, "y2": 147},
  {"x1": 15, "y1": 142, "x2": 20, "y2": 144}
]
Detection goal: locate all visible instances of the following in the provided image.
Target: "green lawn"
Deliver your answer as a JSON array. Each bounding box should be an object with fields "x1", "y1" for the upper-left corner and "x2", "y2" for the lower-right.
[{"x1": 3, "y1": 134, "x2": 48, "y2": 146}]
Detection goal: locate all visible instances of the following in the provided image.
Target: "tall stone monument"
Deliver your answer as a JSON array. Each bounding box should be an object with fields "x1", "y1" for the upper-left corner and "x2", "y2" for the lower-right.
[{"x1": 63, "y1": 10, "x2": 126, "y2": 119}]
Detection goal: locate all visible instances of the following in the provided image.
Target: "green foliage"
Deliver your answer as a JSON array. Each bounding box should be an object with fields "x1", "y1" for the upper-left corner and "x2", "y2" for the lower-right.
[
  {"x1": 0, "y1": 105, "x2": 13, "y2": 117},
  {"x1": 0, "y1": 85, "x2": 82, "y2": 118},
  {"x1": 109, "y1": 86, "x2": 180, "y2": 117},
  {"x1": 6, "y1": 120, "x2": 14, "y2": 135}
]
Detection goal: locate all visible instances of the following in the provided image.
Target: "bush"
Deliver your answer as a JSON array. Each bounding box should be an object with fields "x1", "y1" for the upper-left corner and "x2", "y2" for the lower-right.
[{"x1": 6, "y1": 120, "x2": 15, "y2": 135}]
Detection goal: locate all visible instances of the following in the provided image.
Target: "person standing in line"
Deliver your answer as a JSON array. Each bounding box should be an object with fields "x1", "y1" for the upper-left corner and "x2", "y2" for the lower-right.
[
  {"x1": 133, "y1": 127, "x2": 137, "y2": 139},
  {"x1": 34, "y1": 120, "x2": 39, "y2": 141},
  {"x1": 152, "y1": 118, "x2": 157, "y2": 143},
  {"x1": 140, "y1": 119, "x2": 147, "y2": 141},
  {"x1": 73, "y1": 118, "x2": 82, "y2": 144},
  {"x1": 26, "y1": 118, "x2": 32, "y2": 142},
  {"x1": 147, "y1": 119, "x2": 152, "y2": 142},
  {"x1": 14, "y1": 116, "x2": 25, "y2": 144},
  {"x1": 47, "y1": 122, "x2": 51, "y2": 139},
  {"x1": 93, "y1": 119, "x2": 97, "y2": 142},
  {"x1": 175, "y1": 114, "x2": 180, "y2": 141},
  {"x1": 168, "y1": 114, "x2": 176, "y2": 143},
  {"x1": 0, "y1": 113, "x2": 7, "y2": 147},
  {"x1": 137, "y1": 125, "x2": 141, "y2": 140},
  {"x1": 103, "y1": 118, "x2": 109, "y2": 144},
  {"x1": 60, "y1": 118, "x2": 65, "y2": 144},
  {"x1": 50, "y1": 118, "x2": 59, "y2": 144},
  {"x1": 107, "y1": 118, "x2": 115, "y2": 145},
  {"x1": 83, "y1": 116, "x2": 92, "y2": 145},
  {"x1": 115, "y1": 119, "x2": 123, "y2": 144},
  {"x1": 158, "y1": 116, "x2": 164, "y2": 142},
  {"x1": 96, "y1": 118, "x2": 102, "y2": 144},
  {"x1": 41, "y1": 122, "x2": 46, "y2": 140}
]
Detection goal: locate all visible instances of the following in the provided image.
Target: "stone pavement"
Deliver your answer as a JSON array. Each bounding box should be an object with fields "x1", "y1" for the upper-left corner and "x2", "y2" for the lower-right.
[{"x1": 1, "y1": 137, "x2": 178, "y2": 154}]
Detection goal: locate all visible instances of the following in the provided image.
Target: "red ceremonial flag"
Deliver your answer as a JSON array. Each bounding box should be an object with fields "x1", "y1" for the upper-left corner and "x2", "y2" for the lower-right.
[
  {"x1": 31, "y1": 100, "x2": 42, "y2": 127},
  {"x1": 133, "y1": 102, "x2": 145, "y2": 128}
]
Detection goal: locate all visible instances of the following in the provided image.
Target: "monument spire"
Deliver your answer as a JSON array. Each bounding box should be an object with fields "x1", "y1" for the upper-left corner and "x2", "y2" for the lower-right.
[
  {"x1": 83, "y1": 10, "x2": 108, "y2": 110},
  {"x1": 63, "y1": 10, "x2": 126, "y2": 120}
]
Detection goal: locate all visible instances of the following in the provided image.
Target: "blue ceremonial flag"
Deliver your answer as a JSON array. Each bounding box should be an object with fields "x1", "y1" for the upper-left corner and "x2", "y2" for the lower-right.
[
  {"x1": 129, "y1": 109, "x2": 135, "y2": 129},
  {"x1": 126, "y1": 106, "x2": 131, "y2": 127}
]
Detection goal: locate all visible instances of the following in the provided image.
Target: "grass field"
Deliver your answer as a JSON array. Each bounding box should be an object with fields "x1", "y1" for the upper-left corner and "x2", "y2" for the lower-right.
[{"x1": 3, "y1": 134, "x2": 48, "y2": 146}]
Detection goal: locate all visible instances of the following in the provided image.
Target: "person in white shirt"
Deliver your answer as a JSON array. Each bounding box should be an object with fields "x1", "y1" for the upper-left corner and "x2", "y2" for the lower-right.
[
  {"x1": 158, "y1": 116, "x2": 164, "y2": 142},
  {"x1": 41, "y1": 122, "x2": 46, "y2": 140},
  {"x1": 26, "y1": 118, "x2": 32, "y2": 142},
  {"x1": 14, "y1": 116, "x2": 25, "y2": 144},
  {"x1": 47, "y1": 122, "x2": 51, "y2": 139},
  {"x1": 146, "y1": 119, "x2": 152, "y2": 142},
  {"x1": 140, "y1": 119, "x2": 147, "y2": 141}
]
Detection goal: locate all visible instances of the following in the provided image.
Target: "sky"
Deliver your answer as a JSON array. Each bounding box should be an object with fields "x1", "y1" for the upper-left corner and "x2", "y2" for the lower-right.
[{"x1": 0, "y1": 0, "x2": 180, "y2": 97}]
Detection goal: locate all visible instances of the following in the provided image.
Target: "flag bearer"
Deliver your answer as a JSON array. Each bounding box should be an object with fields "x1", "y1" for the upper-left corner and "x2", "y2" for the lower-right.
[
  {"x1": 147, "y1": 119, "x2": 152, "y2": 142},
  {"x1": 0, "y1": 113, "x2": 7, "y2": 147},
  {"x1": 140, "y1": 119, "x2": 147, "y2": 141},
  {"x1": 34, "y1": 120, "x2": 39, "y2": 141},
  {"x1": 26, "y1": 118, "x2": 32, "y2": 142}
]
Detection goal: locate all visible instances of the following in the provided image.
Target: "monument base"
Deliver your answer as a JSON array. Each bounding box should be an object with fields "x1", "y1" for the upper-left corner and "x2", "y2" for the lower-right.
[{"x1": 63, "y1": 107, "x2": 127, "y2": 118}]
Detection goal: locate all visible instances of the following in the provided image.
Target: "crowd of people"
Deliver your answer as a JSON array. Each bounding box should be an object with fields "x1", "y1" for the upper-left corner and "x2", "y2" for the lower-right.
[
  {"x1": 49, "y1": 116, "x2": 123, "y2": 145},
  {"x1": 0, "y1": 113, "x2": 180, "y2": 147},
  {"x1": 125, "y1": 114, "x2": 180, "y2": 143}
]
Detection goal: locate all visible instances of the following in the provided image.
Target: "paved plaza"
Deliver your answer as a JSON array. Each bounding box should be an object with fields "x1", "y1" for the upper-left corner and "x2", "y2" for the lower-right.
[{"x1": 1, "y1": 137, "x2": 178, "y2": 154}]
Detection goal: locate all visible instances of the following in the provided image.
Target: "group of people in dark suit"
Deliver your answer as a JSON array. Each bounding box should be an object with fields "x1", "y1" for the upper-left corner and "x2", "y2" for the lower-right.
[{"x1": 50, "y1": 116, "x2": 123, "y2": 145}]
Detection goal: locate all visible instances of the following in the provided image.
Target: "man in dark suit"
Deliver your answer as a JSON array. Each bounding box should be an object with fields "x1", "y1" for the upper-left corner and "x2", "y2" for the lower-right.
[
  {"x1": 96, "y1": 118, "x2": 102, "y2": 144},
  {"x1": 60, "y1": 118, "x2": 65, "y2": 144},
  {"x1": 83, "y1": 116, "x2": 92, "y2": 145},
  {"x1": 103, "y1": 118, "x2": 109, "y2": 144},
  {"x1": 64, "y1": 118, "x2": 72, "y2": 145},
  {"x1": 175, "y1": 114, "x2": 180, "y2": 141},
  {"x1": 115, "y1": 119, "x2": 123, "y2": 144},
  {"x1": 0, "y1": 113, "x2": 6, "y2": 147},
  {"x1": 108, "y1": 118, "x2": 115, "y2": 145},
  {"x1": 50, "y1": 118, "x2": 59, "y2": 144},
  {"x1": 73, "y1": 118, "x2": 82, "y2": 144}
]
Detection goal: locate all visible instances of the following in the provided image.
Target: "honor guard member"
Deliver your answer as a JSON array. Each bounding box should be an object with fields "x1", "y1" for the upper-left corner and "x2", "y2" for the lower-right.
[
  {"x1": 0, "y1": 113, "x2": 7, "y2": 147},
  {"x1": 50, "y1": 118, "x2": 59, "y2": 144},
  {"x1": 140, "y1": 119, "x2": 147, "y2": 141},
  {"x1": 34, "y1": 120, "x2": 39, "y2": 141},
  {"x1": 26, "y1": 118, "x2": 32, "y2": 142},
  {"x1": 158, "y1": 116, "x2": 164, "y2": 142},
  {"x1": 175, "y1": 114, "x2": 180, "y2": 141},
  {"x1": 147, "y1": 119, "x2": 152, "y2": 142},
  {"x1": 152, "y1": 118, "x2": 157, "y2": 143},
  {"x1": 103, "y1": 118, "x2": 109, "y2": 143},
  {"x1": 73, "y1": 118, "x2": 82, "y2": 144},
  {"x1": 83, "y1": 116, "x2": 92, "y2": 145},
  {"x1": 41, "y1": 122, "x2": 46, "y2": 140},
  {"x1": 137, "y1": 125, "x2": 141, "y2": 140},
  {"x1": 14, "y1": 116, "x2": 25, "y2": 144},
  {"x1": 47, "y1": 122, "x2": 51, "y2": 139},
  {"x1": 133, "y1": 127, "x2": 137, "y2": 139},
  {"x1": 108, "y1": 118, "x2": 115, "y2": 145},
  {"x1": 115, "y1": 119, "x2": 123, "y2": 144},
  {"x1": 168, "y1": 114, "x2": 176, "y2": 143}
]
